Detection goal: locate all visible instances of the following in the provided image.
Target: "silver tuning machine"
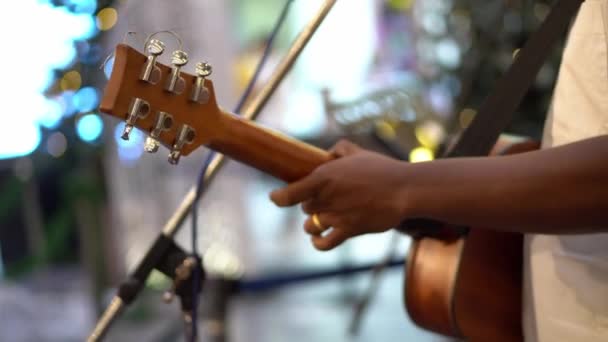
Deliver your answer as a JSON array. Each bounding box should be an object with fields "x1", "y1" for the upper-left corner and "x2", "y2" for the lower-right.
[
  {"x1": 144, "y1": 111, "x2": 174, "y2": 153},
  {"x1": 165, "y1": 50, "x2": 189, "y2": 94},
  {"x1": 168, "y1": 124, "x2": 196, "y2": 165},
  {"x1": 140, "y1": 39, "x2": 165, "y2": 84},
  {"x1": 122, "y1": 98, "x2": 150, "y2": 140},
  {"x1": 190, "y1": 62, "x2": 212, "y2": 104}
]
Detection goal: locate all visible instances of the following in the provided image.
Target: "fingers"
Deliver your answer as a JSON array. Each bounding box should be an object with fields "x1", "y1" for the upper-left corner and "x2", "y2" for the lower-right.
[
  {"x1": 301, "y1": 199, "x2": 322, "y2": 215},
  {"x1": 303, "y1": 213, "x2": 335, "y2": 235},
  {"x1": 330, "y1": 139, "x2": 362, "y2": 157},
  {"x1": 303, "y1": 214, "x2": 355, "y2": 251},
  {"x1": 270, "y1": 175, "x2": 324, "y2": 207},
  {"x1": 311, "y1": 228, "x2": 350, "y2": 251}
]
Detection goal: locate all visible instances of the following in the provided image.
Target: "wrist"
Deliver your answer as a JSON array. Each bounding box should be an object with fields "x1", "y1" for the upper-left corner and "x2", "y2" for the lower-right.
[{"x1": 396, "y1": 161, "x2": 425, "y2": 220}]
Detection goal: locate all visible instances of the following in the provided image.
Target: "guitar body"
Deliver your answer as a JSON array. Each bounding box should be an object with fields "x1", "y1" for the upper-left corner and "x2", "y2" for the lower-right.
[{"x1": 404, "y1": 139, "x2": 539, "y2": 342}]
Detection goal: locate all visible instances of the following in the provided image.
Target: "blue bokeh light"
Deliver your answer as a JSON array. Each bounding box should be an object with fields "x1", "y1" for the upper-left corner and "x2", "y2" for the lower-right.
[
  {"x1": 0, "y1": 125, "x2": 41, "y2": 160},
  {"x1": 0, "y1": 0, "x2": 100, "y2": 159},
  {"x1": 77, "y1": 114, "x2": 104, "y2": 142},
  {"x1": 73, "y1": 87, "x2": 99, "y2": 112},
  {"x1": 72, "y1": 12, "x2": 98, "y2": 40},
  {"x1": 65, "y1": 0, "x2": 97, "y2": 14},
  {"x1": 114, "y1": 124, "x2": 144, "y2": 163},
  {"x1": 39, "y1": 100, "x2": 64, "y2": 129},
  {"x1": 58, "y1": 91, "x2": 78, "y2": 118}
]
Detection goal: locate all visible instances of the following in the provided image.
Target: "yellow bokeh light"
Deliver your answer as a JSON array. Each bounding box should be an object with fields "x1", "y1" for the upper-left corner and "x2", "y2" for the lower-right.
[
  {"x1": 388, "y1": 0, "x2": 415, "y2": 11},
  {"x1": 375, "y1": 121, "x2": 397, "y2": 140},
  {"x1": 409, "y1": 146, "x2": 434, "y2": 163},
  {"x1": 96, "y1": 8, "x2": 118, "y2": 31},
  {"x1": 60, "y1": 70, "x2": 82, "y2": 91},
  {"x1": 414, "y1": 120, "x2": 444, "y2": 149}
]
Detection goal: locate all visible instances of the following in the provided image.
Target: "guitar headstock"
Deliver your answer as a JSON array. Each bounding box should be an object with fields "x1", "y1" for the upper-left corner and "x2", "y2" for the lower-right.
[{"x1": 100, "y1": 41, "x2": 222, "y2": 164}]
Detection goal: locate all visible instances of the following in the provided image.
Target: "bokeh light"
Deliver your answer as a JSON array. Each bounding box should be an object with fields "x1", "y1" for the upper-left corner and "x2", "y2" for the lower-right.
[
  {"x1": 47, "y1": 132, "x2": 68, "y2": 157},
  {"x1": 38, "y1": 98, "x2": 64, "y2": 129},
  {"x1": 114, "y1": 123, "x2": 144, "y2": 163},
  {"x1": 96, "y1": 7, "x2": 118, "y2": 31},
  {"x1": 65, "y1": 0, "x2": 97, "y2": 14},
  {"x1": 73, "y1": 87, "x2": 99, "y2": 112},
  {"x1": 409, "y1": 146, "x2": 434, "y2": 163},
  {"x1": 0, "y1": 0, "x2": 99, "y2": 159},
  {"x1": 57, "y1": 91, "x2": 78, "y2": 118},
  {"x1": 77, "y1": 114, "x2": 104, "y2": 142},
  {"x1": 435, "y1": 38, "x2": 461, "y2": 69},
  {"x1": 60, "y1": 70, "x2": 83, "y2": 91},
  {"x1": 415, "y1": 120, "x2": 445, "y2": 149}
]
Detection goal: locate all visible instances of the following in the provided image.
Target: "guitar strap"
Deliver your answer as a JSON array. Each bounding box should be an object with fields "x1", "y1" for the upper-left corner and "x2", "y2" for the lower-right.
[
  {"x1": 446, "y1": 0, "x2": 585, "y2": 158},
  {"x1": 399, "y1": 0, "x2": 585, "y2": 236}
]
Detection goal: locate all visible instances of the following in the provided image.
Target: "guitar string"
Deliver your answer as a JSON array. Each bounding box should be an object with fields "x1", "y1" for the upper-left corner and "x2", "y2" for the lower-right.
[{"x1": 189, "y1": 1, "x2": 295, "y2": 340}]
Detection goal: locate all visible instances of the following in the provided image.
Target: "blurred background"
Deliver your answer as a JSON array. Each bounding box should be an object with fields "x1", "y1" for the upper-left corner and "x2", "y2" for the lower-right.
[{"x1": 0, "y1": 0, "x2": 562, "y2": 341}]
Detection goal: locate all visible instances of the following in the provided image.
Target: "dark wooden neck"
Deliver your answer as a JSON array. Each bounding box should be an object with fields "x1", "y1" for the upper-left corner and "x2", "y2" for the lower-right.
[{"x1": 208, "y1": 109, "x2": 332, "y2": 182}]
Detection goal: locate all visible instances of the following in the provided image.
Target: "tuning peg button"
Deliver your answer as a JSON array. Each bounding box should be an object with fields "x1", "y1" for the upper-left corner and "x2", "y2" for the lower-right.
[
  {"x1": 145, "y1": 111, "x2": 174, "y2": 153},
  {"x1": 190, "y1": 62, "x2": 212, "y2": 104},
  {"x1": 140, "y1": 39, "x2": 165, "y2": 84},
  {"x1": 165, "y1": 50, "x2": 189, "y2": 94},
  {"x1": 168, "y1": 125, "x2": 196, "y2": 165},
  {"x1": 122, "y1": 98, "x2": 150, "y2": 140}
]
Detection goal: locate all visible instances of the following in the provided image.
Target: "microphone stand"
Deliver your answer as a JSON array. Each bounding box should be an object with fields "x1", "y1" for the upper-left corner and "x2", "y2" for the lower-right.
[{"x1": 87, "y1": 1, "x2": 337, "y2": 340}]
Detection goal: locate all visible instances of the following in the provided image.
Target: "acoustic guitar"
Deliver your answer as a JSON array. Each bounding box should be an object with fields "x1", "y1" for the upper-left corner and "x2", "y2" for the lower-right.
[
  {"x1": 403, "y1": 138, "x2": 539, "y2": 342},
  {"x1": 100, "y1": 43, "x2": 535, "y2": 341}
]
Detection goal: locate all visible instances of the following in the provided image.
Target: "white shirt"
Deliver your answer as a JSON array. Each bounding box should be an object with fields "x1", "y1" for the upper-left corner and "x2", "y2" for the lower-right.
[{"x1": 523, "y1": 0, "x2": 608, "y2": 341}]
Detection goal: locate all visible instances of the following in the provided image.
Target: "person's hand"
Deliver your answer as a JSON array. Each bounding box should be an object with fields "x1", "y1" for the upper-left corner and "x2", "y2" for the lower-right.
[{"x1": 269, "y1": 140, "x2": 410, "y2": 251}]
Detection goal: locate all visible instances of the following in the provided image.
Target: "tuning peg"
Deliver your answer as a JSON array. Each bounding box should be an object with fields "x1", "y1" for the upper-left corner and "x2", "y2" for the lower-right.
[
  {"x1": 168, "y1": 124, "x2": 196, "y2": 164},
  {"x1": 144, "y1": 111, "x2": 174, "y2": 153},
  {"x1": 165, "y1": 50, "x2": 189, "y2": 94},
  {"x1": 140, "y1": 39, "x2": 165, "y2": 83},
  {"x1": 122, "y1": 98, "x2": 150, "y2": 140},
  {"x1": 190, "y1": 62, "x2": 212, "y2": 104}
]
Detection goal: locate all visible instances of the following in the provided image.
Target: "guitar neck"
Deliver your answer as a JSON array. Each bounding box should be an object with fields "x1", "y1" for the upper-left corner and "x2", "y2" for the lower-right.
[{"x1": 208, "y1": 110, "x2": 332, "y2": 182}]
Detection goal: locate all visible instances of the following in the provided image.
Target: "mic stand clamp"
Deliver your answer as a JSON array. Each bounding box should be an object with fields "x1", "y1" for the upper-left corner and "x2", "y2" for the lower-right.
[{"x1": 87, "y1": 235, "x2": 204, "y2": 342}]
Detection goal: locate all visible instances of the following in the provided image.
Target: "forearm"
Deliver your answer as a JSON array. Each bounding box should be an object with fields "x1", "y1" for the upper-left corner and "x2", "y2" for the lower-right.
[{"x1": 403, "y1": 135, "x2": 608, "y2": 234}]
